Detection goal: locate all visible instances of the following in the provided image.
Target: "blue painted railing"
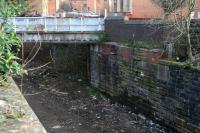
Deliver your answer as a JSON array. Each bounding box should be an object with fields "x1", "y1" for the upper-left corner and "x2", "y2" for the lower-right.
[{"x1": 0, "y1": 17, "x2": 104, "y2": 32}]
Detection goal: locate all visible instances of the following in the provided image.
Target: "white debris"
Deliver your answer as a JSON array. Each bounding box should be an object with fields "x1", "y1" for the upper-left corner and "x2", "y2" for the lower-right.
[
  {"x1": 78, "y1": 79, "x2": 82, "y2": 82},
  {"x1": 140, "y1": 72, "x2": 145, "y2": 77},
  {"x1": 52, "y1": 125, "x2": 61, "y2": 129}
]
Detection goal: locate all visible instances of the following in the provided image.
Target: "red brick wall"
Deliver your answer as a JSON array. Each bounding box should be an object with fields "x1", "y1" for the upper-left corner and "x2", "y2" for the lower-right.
[
  {"x1": 87, "y1": 0, "x2": 109, "y2": 15},
  {"x1": 87, "y1": 0, "x2": 94, "y2": 11},
  {"x1": 48, "y1": 0, "x2": 56, "y2": 14},
  {"x1": 130, "y1": 0, "x2": 163, "y2": 19},
  {"x1": 28, "y1": 0, "x2": 200, "y2": 18},
  {"x1": 129, "y1": 0, "x2": 200, "y2": 19},
  {"x1": 28, "y1": 0, "x2": 44, "y2": 14},
  {"x1": 71, "y1": 0, "x2": 87, "y2": 11},
  {"x1": 194, "y1": 0, "x2": 200, "y2": 18}
]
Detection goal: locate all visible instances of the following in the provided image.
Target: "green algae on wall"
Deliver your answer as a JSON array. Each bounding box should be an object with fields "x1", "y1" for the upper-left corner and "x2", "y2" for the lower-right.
[{"x1": 90, "y1": 42, "x2": 200, "y2": 133}]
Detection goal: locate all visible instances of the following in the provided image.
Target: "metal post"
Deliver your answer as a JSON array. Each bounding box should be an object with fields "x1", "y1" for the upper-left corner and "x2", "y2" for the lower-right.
[
  {"x1": 26, "y1": 18, "x2": 29, "y2": 31},
  {"x1": 40, "y1": 18, "x2": 43, "y2": 31},
  {"x1": 69, "y1": 18, "x2": 71, "y2": 31},
  {"x1": 81, "y1": 17, "x2": 83, "y2": 32},
  {"x1": 44, "y1": 17, "x2": 47, "y2": 32},
  {"x1": 13, "y1": 18, "x2": 17, "y2": 32},
  {"x1": 98, "y1": 17, "x2": 101, "y2": 31},
  {"x1": 55, "y1": 17, "x2": 58, "y2": 31}
]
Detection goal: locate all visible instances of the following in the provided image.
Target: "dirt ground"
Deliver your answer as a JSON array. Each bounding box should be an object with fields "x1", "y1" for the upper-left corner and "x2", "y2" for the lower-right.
[{"x1": 14, "y1": 66, "x2": 172, "y2": 133}]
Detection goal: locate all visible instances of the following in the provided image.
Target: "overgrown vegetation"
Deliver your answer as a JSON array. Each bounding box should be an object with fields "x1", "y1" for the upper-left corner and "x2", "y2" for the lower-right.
[
  {"x1": 0, "y1": 0, "x2": 26, "y2": 17},
  {"x1": 0, "y1": 110, "x2": 25, "y2": 124},
  {"x1": 96, "y1": 31, "x2": 108, "y2": 45},
  {"x1": 152, "y1": 0, "x2": 199, "y2": 64},
  {"x1": 0, "y1": 0, "x2": 26, "y2": 79},
  {"x1": 152, "y1": 0, "x2": 186, "y2": 16},
  {"x1": 123, "y1": 38, "x2": 160, "y2": 50}
]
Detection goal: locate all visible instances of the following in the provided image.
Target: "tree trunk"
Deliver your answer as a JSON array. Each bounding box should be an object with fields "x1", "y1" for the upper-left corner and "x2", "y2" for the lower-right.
[{"x1": 186, "y1": 18, "x2": 194, "y2": 61}]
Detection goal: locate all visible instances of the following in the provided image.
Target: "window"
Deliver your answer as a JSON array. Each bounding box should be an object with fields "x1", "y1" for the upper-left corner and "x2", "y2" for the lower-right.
[
  {"x1": 114, "y1": 0, "x2": 117, "y2": 12},
  {"x1": 126, "y1": 0, "x2": 130, "y2": 12},
  {"x1": 120, "y1": 0, "x2": 123, "y2": 12}
]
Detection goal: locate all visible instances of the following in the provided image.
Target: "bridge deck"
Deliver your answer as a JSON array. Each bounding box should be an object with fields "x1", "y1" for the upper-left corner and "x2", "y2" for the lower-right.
[{"x1": 18, "y1": 31, "x2": 100, "y2": 44}]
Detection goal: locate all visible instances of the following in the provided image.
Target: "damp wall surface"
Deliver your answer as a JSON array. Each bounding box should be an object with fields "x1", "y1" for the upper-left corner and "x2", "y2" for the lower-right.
[{"x1": 90, "y1": 42, "x2": 200, "y2": 133}]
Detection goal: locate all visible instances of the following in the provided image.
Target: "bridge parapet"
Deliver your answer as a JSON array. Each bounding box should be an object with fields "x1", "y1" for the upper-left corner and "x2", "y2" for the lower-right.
[
  {"x1": 0, "y1": 17, "x2": 104, "y2": 44},
  {"x1": 0, "y1": 17, "x2": 104, "y2": 32}
]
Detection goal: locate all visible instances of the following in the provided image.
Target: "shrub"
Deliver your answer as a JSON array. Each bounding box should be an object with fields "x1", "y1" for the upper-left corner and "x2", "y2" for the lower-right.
[{"x1": 0, "y1": 0, "x2": 26, "y2": 78}]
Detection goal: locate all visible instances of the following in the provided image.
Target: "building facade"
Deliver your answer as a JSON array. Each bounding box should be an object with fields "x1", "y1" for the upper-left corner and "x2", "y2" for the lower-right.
[
  {"x1": 26, "y1": 0, "x2": 57, "y2": 16},
  {"x1": 130, "y1": 0, "x2": 163, "y2": 19},
  {"x1": 86, "y1": 0, "x2": 162, "y2": 18},
  {"x1": 86, "y1": 0, "x2": 132, "y2": 16},
  {"x1": 25, "y1": 0, "x2": 200, "y2": 19},
  {"x1": 27, "y1": 0, "x2": 48, "y2": 16},
  {"x1": 194, "y1": 0, "x2": 200, "y2": 18},
  {"x1": 71, "y1": 0, "x2": 87, "y2": 11},
  {"x1": 87, "y1": 0, "x2": 200, "y2": 19},
  {"x1": 87, "y1": 0, "x2": 109, "y2": 15}
]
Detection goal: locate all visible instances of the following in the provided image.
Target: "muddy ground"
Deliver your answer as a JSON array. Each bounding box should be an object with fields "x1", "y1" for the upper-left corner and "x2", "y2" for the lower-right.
[{"x1": 14, "y1": 65, "x2": 173, "y2": 133}]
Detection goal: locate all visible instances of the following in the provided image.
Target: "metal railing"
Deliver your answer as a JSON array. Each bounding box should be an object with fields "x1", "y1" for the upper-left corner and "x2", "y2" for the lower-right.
[{"x1": 1, "y1": 17, "x2": 104, "y2": 32}]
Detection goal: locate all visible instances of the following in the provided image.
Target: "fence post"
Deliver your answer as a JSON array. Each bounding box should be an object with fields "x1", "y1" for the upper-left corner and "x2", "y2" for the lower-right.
[
  {"x1": 69, "y1": 18, "x2": 71, "y2": 31},
  {"x1": 44, "y1": 17, "x2": 47, "y2": 32},
  {"x1": 55, "y1": 17, "x2": 58, "y2": 31},
  {"x1": 13, "y1": 18, "x2": 17, "y2": 32},
  {"x1": 81, "y1": 17, "x2": 83, "y2": 32},
  {"x1": 26, "y1": 18, "x2": 29, "y2": 31},
  {"x1": 98, "y1": 17, "x2": 101, "y2": 31},
  {"x1": 40, "y1": 17, "x2": 43, "y2": 32}
]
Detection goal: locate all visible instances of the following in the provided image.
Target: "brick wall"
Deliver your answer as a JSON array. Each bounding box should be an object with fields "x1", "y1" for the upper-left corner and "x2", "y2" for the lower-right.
[
  {"x1": 130, "y1": 0, "x2": 164, "y2": 19},
  {"x1": 48, "y1": 0, "x2": 56, "y2": 14},
  {"x1": 71, "y1": 0, "x2": 87, "y2": 11},
  {"x1": 28, "y1": 0, "x2": 44, "y2": 14},
  {"x1": 90, "y1": 42, "x2": 200, "y2": 133},
  {"x1": 105, "y1": 17, "x2": 164, "y2": 43},
  {"x1": 87, "y1": 0, "x2": 109, "y2": 16}
]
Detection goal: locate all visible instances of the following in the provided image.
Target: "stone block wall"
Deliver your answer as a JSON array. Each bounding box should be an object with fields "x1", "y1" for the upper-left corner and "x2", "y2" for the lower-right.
[{"x1": 90, "y1": 42, "x2": 200, "y2": 133}]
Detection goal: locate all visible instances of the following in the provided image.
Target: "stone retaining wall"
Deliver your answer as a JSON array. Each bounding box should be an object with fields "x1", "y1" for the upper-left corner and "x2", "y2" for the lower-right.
[
  {"x1": 90, "y1": 42, "x2": 200, "y2": 133},
  {"x1": 0, "y1": 78, "x2": 46, "y2": 133}
]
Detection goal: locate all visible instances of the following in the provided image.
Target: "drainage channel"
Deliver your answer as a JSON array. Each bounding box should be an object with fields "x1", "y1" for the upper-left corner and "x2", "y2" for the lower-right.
[{"x1": 14, "y1": 64, "x2": 175, "y2": 133}]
